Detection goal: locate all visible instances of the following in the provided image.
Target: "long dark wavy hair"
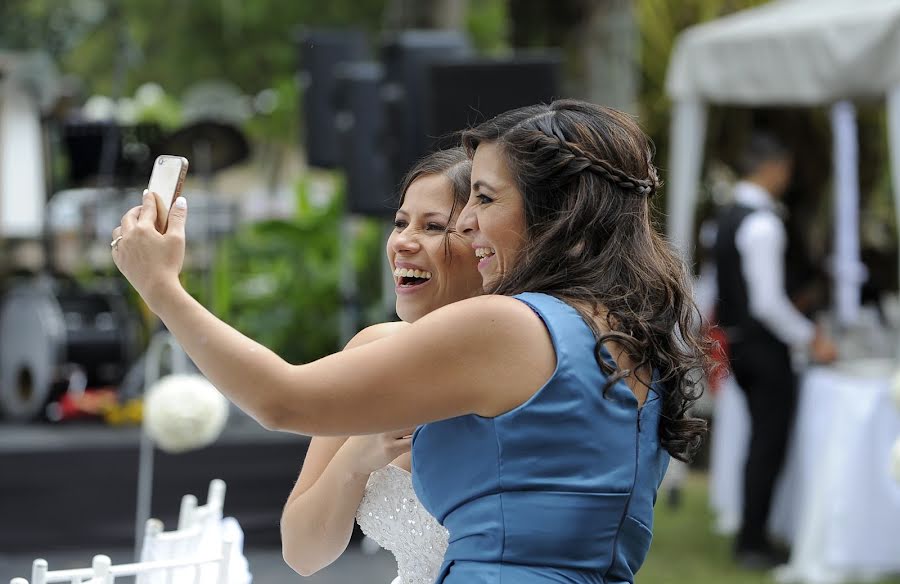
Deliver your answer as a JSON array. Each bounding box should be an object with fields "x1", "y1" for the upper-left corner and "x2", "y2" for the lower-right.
[{"x1": 461, "y1": 100, "x2": 710, "y2": 462}]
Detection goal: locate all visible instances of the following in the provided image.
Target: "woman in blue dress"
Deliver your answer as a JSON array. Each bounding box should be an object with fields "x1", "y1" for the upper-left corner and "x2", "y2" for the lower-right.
[{"x1": 110, "y1": 99, "x2": 709, "y2": 583}]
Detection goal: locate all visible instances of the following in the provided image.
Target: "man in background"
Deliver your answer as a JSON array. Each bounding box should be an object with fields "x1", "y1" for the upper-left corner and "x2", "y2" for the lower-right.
[{"x1": 714, "y1": 133, "x2": 838, "y2": 569}]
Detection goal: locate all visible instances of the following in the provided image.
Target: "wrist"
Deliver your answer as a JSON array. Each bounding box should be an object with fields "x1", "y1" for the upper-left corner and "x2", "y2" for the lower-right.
[
  {"x1": 334, "y1": 438, "x2": 374, "y2": 480},
  {"x1": 146, "y1": 278, "x2": 187, "y2": 316}
]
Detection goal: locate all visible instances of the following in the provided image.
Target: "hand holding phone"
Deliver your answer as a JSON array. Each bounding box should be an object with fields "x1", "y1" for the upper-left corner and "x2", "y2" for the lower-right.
[{"x1": 147, "y1": 155, "x2": 189, "y2": 233}]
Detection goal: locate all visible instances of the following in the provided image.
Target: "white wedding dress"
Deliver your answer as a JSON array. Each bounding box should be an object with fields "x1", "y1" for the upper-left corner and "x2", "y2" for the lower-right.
[{"x1": 355, "y1": 464, "x2": 448, "y2": 584}]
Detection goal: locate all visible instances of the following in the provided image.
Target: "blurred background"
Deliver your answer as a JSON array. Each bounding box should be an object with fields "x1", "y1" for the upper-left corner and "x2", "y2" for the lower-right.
[{"x1": 1, "y1": 0, "x2": 899, "y2": 583}]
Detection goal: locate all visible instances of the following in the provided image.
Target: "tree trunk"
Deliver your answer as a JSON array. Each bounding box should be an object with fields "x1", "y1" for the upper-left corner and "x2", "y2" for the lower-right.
[
  {"x1": 577, "y1": 0, "x2": 639, "y2": 113},
  {"x1": 510, "y1": 0, "x2": 639, "y2": 113}
]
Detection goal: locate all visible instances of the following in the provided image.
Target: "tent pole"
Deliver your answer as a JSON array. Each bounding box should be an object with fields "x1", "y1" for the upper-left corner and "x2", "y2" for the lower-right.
[
  {"x1": 885, "y1": 87, "x2": 900, "y2": 354},
  {"x1": 666, "y1": 99, "x2": 708, "y2": 267},
  {"x1": 830, "y1": 101, "x2": 864, "y2": 328}
]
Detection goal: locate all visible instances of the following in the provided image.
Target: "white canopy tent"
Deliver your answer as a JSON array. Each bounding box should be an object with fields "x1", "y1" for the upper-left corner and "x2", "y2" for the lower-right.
[{"x1": 665, "y1": 0, "x2": 900, "y2": 325}]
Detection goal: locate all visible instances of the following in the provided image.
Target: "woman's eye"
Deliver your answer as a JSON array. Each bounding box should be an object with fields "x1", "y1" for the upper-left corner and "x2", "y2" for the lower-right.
[
  {"x1": 393, "y1": 220, "x2": 408, "y2": 230},
  {"x1": 426, "y1": 223, "x2": 447, "y2": 232},
  {"x1": 476, "y1": 194, "x2": 493, "y2": 204}
]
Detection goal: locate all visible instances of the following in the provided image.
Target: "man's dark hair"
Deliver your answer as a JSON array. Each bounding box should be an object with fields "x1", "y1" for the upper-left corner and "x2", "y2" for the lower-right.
[{"x1": 737, "y1": 132, "x2": 791, "y2": 177}]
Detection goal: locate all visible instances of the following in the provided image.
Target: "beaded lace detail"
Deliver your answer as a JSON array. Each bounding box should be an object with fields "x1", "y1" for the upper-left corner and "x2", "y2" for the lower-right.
[{"x1": 356, "y1": 465, "x2": 448, "y2": 584}]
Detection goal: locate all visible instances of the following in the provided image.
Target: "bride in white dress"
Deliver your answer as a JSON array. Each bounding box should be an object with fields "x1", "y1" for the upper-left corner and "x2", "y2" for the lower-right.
[{"x1": 280, "y1": 148, "x2": 482, "y2": 583}]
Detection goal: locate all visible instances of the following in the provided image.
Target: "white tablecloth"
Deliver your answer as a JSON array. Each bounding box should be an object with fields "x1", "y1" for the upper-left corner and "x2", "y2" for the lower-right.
[{"x1": 709, "y1": 363, "x2": 900, "y2": 583}]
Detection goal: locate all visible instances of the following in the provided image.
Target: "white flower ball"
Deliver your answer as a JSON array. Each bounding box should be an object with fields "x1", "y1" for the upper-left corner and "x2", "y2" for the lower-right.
[
  {"x1": 892, "y1": 437, "x2": 900, "y2": 486},
  {"x1": 891, "y1": 368, "x2": 900, "y2": 411},
  {"x1": 144, "y1": 374, "x2": 229, "y2": 454}
]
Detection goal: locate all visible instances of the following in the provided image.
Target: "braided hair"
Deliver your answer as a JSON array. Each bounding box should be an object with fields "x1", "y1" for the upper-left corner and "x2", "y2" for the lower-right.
[{"x1": 461, "y1": 100, "x2": 710, "y2": 463}]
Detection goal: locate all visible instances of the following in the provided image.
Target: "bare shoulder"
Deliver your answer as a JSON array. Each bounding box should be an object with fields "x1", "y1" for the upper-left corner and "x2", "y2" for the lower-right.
[
  {"x1": 280, "y1": 294, "x2": 557, "y2": 433},
  {"x1": 416, "y1": 294, "x2": 546, "y2": 335},
  {"x1": 344, "y1": 321, "x2": 410, "y2": 349},
  {"x1": 410, "y1": 295, "x2": 555, "y2": 416}
]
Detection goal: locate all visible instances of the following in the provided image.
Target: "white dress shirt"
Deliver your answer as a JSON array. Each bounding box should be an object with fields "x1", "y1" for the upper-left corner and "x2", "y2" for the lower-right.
[{"x1": 733, "y1": 181, "x2": 816, "y2": 348}]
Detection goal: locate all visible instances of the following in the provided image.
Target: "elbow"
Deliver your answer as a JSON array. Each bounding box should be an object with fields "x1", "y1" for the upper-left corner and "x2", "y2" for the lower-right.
[
  {"x1": 256, "y1": 408, "x2": 282, "y2": 432},
  {"x1": 261, "y1": 406, "x2": 309, "y2": 434},
  {"x1": 280, "y1": 524, "x2": 324, "y2": 576},
  {"x1": 282, "y1": 550, "x2": 322, "y2": 577},
  {"x1": 255, "y1": 397, "x2": 295, "y2": 432},
  {"x1": 255, "y1": 373, "x2": 317, "y2": 433},
  {"x1": 261, "y1": 401, "x2": 329, "y2": 435},
  {"x1": 280, "y1": 502, "x2": 334, "y2": 576},
  {"x1": 281, "y1": 510, "x2": 353, "y2": 577}
]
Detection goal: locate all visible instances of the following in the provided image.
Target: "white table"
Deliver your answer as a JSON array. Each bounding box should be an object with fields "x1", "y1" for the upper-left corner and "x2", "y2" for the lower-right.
[{"x1": 709, "y1": 362, "x2": 900, "y2": 583}]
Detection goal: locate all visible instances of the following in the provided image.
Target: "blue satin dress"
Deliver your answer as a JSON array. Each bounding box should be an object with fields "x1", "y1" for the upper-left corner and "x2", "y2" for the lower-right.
[{"x1": 411, "y1": 293, "x2": 670, "y2": 584}]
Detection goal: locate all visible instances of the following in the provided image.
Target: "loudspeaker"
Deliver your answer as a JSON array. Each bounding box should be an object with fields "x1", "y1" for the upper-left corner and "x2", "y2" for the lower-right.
[
  {"x1": 297, "y1": 29, "x2": 368, "y2": 169},
  {"x1": 381, "y1": 30, "x2": 472, "y2": 187},
  {"x1": 424, "y1": 53, "x2": 563, "y2": 149},
  {"x1": 333, "y1": 62, "x2": 393, "y2": 217}
]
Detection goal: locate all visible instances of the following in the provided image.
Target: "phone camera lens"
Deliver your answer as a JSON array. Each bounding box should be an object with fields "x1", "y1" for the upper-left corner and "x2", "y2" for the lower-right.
[{"x1": 157, "y1": 159, "x2": 165, "y2": 165}]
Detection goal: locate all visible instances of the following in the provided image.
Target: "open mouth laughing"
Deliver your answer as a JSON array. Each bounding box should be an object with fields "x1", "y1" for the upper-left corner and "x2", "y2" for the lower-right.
[
  {"x1": 393, "y1": 266, "x2": 433, "y2": 289},
  {"x1": 474, "y1": 247, "x2": 496, "y2": 269}
]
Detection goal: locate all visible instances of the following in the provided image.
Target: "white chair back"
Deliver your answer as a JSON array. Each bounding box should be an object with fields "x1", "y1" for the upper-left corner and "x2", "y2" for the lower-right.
[
  {"x1": 8, "y1": 479, "x2": 249, "y2": 584},
  {"x1": 8, "y1": 536, "x2": 233, "y2": 584},
  {"x1": 140, "y1": 479, "x2": 250, "y2": 584},
  {"x1": 179, "y1": 479, "x2": 225, "y2": 529}
]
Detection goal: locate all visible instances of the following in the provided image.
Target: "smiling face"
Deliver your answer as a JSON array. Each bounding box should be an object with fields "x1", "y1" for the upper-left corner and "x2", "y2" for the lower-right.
[
  {"x1": 457, "y1": 142, "x2": 528, "y2": 290},
  {"x1": 387, "y1": 173, "x2": 483, "y2": 322}
]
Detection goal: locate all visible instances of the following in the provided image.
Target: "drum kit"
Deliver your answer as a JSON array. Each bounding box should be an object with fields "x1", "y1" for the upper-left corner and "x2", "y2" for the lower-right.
[{"x1": 0, "y1": 95, "x2": 250, "y2": 422}]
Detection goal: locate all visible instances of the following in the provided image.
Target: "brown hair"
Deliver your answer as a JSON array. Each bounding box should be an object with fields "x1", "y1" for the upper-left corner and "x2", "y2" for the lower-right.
[
  {"x1": 398, "y1": 147, "x2": 471, "y2": 213},
  {"x1": 462, "y1": 100, "x2": 710, "y2": 462},
  {"x1": 396, "y1": 147, "x2": 472, "y2": 259}
]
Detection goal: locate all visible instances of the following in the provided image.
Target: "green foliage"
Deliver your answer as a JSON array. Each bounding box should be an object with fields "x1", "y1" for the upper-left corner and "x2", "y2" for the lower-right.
[
  {"x1": 466, "y1": 0, "x2": 511, "y2": 55},
  {"x1": 208, "y1": 174, "x2": 386, "y2": 364},
  {"x1": 636, "y1": 0, "x2": 770, "y2": 168},
  {"x1": 1, "y1": 0, "x2": 388, "y2": 96},
  {"x1": 242, "y1": 76, "x2": 300, "y2": 146}
]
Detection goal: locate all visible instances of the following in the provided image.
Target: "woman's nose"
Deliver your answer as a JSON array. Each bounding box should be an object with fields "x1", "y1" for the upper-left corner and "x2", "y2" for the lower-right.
[
  {"x1": 457, "y1": 201, "x2": 476, "y2": 235},
  {"x1": 391, "y1": 230, "x2": 421, "y2": 253}
]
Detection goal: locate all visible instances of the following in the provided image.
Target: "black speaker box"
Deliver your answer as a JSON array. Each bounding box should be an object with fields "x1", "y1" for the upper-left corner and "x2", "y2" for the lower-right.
[
  {"x1": 333, "y1": 62, "x2": 394, "y2": 216},
  {"x1": 297, "y1": 29, "x2": 368, "y2": 169},
  {"x1": 424, "y1": 53, "x2": 563, "y2": 150},
  {"x1": 381, "y1": 30, "x2": 472, "y2": 186}
]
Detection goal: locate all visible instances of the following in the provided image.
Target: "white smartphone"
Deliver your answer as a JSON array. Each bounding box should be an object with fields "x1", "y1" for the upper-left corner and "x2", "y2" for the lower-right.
[{"x1": 147, "y1": 155, "x2": 189, "y2": 233}]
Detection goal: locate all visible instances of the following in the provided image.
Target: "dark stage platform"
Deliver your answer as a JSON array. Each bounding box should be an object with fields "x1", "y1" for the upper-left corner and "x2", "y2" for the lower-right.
[{"x1": 0, "y1": 410, "x2": 309, "y2": 552}]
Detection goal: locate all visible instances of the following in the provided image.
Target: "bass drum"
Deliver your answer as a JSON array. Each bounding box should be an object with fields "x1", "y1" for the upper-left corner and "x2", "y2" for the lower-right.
[{"x1": 0, "y1": 276, "x2": 141, "y2": 421}]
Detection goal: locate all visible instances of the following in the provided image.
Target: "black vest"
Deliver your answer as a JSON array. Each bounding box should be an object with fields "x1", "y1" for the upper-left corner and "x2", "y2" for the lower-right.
[{"x1": 714, "y1": 204, "x2": 784, "y2": 348}]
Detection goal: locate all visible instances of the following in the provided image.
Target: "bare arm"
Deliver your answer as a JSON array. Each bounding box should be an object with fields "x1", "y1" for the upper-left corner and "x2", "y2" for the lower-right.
[
  {"x1": 112, "y1": 193, "x2": 555, "y2": 434},
  {"x1": 150, "y1": 287, "x2": 553, "y2": 434},
  {"x1": 280, "y1": 323, "x2": 409, "y2": 576}
]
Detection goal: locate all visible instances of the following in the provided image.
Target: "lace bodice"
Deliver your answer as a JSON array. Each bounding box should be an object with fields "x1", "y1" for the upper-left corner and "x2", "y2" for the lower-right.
[{"x1": 356, "y1": 464, "x2": 448, "y2": 584}]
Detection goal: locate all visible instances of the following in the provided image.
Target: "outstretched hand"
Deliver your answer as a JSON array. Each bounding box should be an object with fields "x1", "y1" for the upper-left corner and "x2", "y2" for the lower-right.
[{"x1": 111, "y1": 190, "x2": 188, "y2": 310}]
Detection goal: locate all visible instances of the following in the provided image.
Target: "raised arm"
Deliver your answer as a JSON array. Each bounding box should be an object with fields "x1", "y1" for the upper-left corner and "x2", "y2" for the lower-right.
[
  {"x1": 280, "y1": 322, "x2": 411, "y2": 576},
  {"x1": 111, "y1": 193, "x2": 555, "y2": 435}
]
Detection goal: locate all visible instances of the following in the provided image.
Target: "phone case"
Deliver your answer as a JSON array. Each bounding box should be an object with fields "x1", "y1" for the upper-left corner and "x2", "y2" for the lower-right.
[{"x1": 147, "y1": 155, "x2": 189, "y2": 233}]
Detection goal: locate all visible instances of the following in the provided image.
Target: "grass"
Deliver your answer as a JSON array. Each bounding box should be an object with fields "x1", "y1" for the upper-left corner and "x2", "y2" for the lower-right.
[{"x1": 638, "y1": 474, "x2": 900, "y2": 584}]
